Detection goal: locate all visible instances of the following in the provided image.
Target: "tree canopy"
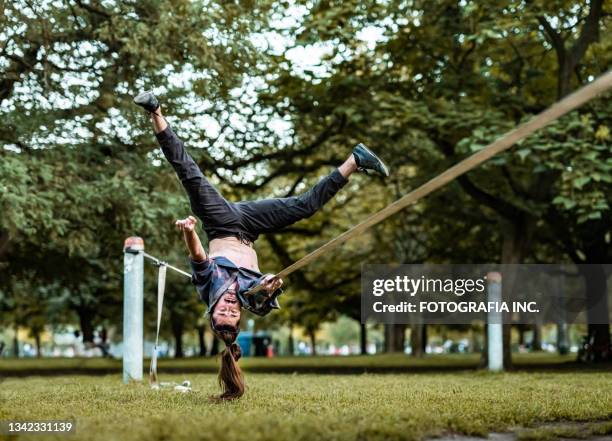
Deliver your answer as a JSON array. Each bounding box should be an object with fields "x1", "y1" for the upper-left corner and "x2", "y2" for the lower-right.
[{"x1": 1, "y1": 0, "x2": 610, "y2": 359}]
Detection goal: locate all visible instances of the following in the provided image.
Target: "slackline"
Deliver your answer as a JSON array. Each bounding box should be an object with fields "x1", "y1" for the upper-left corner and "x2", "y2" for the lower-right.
[{"x1": 267, "y1": 70, "x2": 612, "y2": 282}]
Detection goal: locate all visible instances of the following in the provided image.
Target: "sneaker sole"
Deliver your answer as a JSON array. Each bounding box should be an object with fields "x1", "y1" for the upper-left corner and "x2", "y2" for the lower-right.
[
  {"x1": 358, "y1": 143, "x2": 389, "y2": 177},
  {"x1": 133, "y1": 91, "x2": 153, "y2": 105}
]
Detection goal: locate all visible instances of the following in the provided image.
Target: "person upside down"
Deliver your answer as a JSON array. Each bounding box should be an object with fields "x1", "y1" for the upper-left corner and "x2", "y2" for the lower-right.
[{"x1": 134, "y1": 91, "x2": 389, "y2": 401}]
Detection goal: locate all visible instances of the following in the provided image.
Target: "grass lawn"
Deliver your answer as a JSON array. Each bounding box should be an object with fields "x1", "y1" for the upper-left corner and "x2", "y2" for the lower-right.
[
  {"x1": 0, "y1": 353, "x2": 580, "y2": 376},
  {"x1": 1, "y1": 355, "x2": 611, "y2": 441}
]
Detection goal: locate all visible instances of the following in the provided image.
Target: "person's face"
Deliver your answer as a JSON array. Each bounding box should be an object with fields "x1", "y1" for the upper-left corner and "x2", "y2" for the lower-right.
[{"x1": 212, "y1": 291, "x2": 241, "y2": 327}]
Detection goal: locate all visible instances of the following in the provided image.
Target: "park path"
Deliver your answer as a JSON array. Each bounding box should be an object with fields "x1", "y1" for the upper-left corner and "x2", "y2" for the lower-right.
[
  {"x1": 430, "y1": 421, "x2": 612, "y2": 441},
  {"x1": 433, "y1": 435, "x2": 611, "y2": 441}
]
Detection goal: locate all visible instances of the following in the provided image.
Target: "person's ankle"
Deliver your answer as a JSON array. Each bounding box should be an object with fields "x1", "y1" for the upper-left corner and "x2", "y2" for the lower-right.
[
  {"x1": 150, "y1": 107, "x2": 163, "y2": 118},
  {"x1": 347, "y1": 154, "x2": 358, "y2": 172}
]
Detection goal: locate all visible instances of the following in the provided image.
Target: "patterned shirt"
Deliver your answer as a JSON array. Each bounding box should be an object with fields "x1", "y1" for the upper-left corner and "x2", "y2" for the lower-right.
[{"x1": 190, "y1": 256, "x2": 282, "y2": 317}]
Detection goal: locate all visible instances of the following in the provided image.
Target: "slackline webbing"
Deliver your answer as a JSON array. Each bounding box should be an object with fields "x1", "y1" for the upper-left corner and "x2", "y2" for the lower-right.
[
  {"x1": 269, "y1": 69, "x2": 612, "y2": 281},
  {"x1": 142, "y1": 251, "x2": 191, "y2": 278},
  {"x1": 149, "y1": 263, "x2": 166, "y2": 387},
  {"x1": 142, "y1": 255, "x2": 192, "y2": 392}
]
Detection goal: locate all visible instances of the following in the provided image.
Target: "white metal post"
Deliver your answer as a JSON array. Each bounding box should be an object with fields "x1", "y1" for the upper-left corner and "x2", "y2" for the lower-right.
[
  {"x1": 487, "y1": 271, "x2": 503, "y2": 372},
  {"x1": 123, "y1": 237, "x2": 144, "y2": 383}
]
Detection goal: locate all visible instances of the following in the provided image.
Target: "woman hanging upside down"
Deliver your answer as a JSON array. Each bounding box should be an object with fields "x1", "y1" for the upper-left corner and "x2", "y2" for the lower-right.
[{"x1": 134, "y1": 91, "x2": 389, "y2": 401}]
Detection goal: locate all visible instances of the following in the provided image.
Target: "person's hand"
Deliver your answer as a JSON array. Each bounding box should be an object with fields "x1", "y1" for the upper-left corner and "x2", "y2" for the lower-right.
[
  {"x1": 260, "y1": 274, "x2": 283, "y2": 294},
  {"x1": 175, "y1": 216, "x2": 198, "y2": 233}
]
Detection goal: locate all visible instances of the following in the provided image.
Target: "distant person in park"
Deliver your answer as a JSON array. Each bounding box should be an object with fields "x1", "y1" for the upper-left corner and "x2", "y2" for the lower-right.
[{"x1": 134, "y1": 91, "x2": 389, "y2": 400}]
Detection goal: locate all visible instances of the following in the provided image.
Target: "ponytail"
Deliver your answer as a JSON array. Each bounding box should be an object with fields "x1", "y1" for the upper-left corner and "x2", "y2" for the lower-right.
[
  {"x1": 210, "y1": 320, "x2": 244, "y2": 401},
  {"x1": 217, "y1": 342, "x2": 244, "y2": 401}
]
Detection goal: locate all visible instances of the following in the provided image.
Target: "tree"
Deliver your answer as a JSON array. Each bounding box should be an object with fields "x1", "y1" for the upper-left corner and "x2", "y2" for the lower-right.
[
  {"x1": 0, "y1": 0, "x2": 280, "y2": 349},
  {"x1": 262, "y1": 0, "x2": 610, "y2": 364}
]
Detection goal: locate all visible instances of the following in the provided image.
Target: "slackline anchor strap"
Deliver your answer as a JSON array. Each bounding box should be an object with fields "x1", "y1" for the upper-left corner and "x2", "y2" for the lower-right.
[
  {"x1": 149, "y1": 263, "x2": 166, "y2": 388},
  {"x1": 146, "y1": 261, "x2": 192, "y2": 393},
  {"x1": 142, "y1": 251, "x2": 191, "y2": 279}
]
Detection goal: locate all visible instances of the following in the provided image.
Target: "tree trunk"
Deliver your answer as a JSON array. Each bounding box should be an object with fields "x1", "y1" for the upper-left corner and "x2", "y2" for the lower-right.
[
  {"x1": 196, "y1": 325, "x2": 207, "y2": 356},
  {"x1": 410, "y1": 324, "x2": 423, "y2": 357},
  {"x1": 76, "y1": 308, "x2": 95, "y2": 344},
  {"x1": 33, "y1": 330, "x2": 41, "y2": 358},
  {"x1": 553, "y1": 274, "x2": 569, "y2": 354},
  {"x1": 500, "y1": 217, "x2": 534, "y2": 369},
  {"x1": 96, "y1": 326, "x2": 110, "y2": 357},
  {"x1": 517, "y1": 324, "x2": 526, "y2": 346},
  {"x1": 531, "y1": 324, "x2": 542, "y2": 351},
  {"x1": 360, "y1": 323, "x2": 367, "y2": 355},
  {"x1": 480, "y1": 325, "x2": 488, "y2": 368},
  {"x1": 13, "y1": 323, "x2": 19, "y2": 357},
  {"x1": 0, "y1": 229, "x2": 10, "y2": 261},
  {"x1": 580, "y1": 264, "x2": 611, "y2": 361},
  {"x1": 557, "y1": 57, "x2": 573, "y2": 99},
  {"x1": 395, "y1": 324, "x2": 406, "y2": 352},
  {"x1": 172, "y1": 319, "x2": 184, "y2": 358},
  {"x1": 287, "y1": 323, "x2": 294, "y2": 356},
  {"x1": 557, "y1": 322, "x2": 569, "y2": 355},
  {"x1": 210, "y1": 336, "x2": 220, "y2": 356},
  {"x1": 384, "y1": 324, "x2": 394, "y2": 353},
  {"x1": 539, "y1": 0, "x2": 607, "y2": 356},
  {"x1": 385, "y1": 324, "x2": 405, "y2": 353},
  {"x1": 308, "y1": 330, "x2": 317, "y2": 356}
]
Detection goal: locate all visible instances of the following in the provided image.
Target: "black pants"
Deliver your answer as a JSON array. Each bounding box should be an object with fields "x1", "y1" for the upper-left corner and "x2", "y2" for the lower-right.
[{"x1": 156, "y1": 126, "x2": 348, "y2": 244}]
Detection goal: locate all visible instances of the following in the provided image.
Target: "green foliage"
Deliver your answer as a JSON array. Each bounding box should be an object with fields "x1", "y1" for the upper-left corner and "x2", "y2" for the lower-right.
[
  {"x1": 0, "y1": 0, "x2": 274, "y2": 344},
  {"x1": 259, "y1": 0, "x2": 610, "y2": 332},
  {"x1": 1, "y1": 0, "x2": 610, "y2": 345}
]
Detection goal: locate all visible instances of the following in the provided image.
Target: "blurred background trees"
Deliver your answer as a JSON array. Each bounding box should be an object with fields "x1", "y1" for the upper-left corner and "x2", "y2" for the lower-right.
[{"x1": 0, "y1": 0, "x2": 610, "y2": 361}]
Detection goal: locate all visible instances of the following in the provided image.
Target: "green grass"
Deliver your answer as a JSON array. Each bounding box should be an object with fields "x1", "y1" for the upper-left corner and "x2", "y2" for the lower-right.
[
  {"x1": 1, "y1": 364, "x2": 611, "y2": 441},
  {"x1": 0, "y1": 353, "x2": 579, "y2": 376}
]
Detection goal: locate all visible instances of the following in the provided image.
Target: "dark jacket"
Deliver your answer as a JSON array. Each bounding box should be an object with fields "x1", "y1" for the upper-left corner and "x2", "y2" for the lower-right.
[{"x1": 190, "y1": 256, "x2": 282, "y2": 317}]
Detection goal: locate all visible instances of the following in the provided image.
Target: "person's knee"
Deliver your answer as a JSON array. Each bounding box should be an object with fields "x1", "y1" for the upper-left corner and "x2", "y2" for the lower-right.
[
  {"x1": 291, "y1": 198, "x2": 318, "y2": 219},
  {"x1": 180, "y1": 167, "x2": 205, "y2": 182}
]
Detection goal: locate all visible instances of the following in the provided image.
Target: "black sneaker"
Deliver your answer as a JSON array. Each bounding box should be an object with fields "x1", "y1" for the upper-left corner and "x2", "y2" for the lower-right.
[
  {"x1": 133, "y1": 91, "x2": 159, "y2": 113},
  {"x1": 352, "y1": 143, "x2": 389, "y2": 177}
]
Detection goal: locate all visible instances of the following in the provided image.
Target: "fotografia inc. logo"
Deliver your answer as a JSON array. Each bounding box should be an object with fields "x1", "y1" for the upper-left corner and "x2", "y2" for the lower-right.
[{"x1": 360, "y1": 264, "x2": 602, "y2": 325}]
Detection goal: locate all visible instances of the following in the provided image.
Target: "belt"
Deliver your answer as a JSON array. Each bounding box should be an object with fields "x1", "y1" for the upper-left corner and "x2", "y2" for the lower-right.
[{"x1": 212, "y1": 233, "x2": 254, "y2": 248}]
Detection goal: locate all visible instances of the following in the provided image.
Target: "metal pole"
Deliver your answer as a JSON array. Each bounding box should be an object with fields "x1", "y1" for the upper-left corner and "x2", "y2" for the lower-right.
[
  {"x1": 123, "y1": 237, "x2": 144, "y2": 383},
  {"x1": 487, "y1": 272, "x2": 503, "y2": 372}
]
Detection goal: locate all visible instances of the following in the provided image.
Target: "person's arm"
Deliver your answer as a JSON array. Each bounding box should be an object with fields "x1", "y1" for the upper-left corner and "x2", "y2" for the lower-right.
[{"x1": 175, "y1": 216, "x2": 206, "y2": 262}]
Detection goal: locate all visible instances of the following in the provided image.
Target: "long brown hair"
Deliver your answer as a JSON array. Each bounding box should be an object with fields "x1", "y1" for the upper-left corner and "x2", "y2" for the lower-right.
[{"x1": 211, "y1": 320, "x2": 244, "y2": 401}]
